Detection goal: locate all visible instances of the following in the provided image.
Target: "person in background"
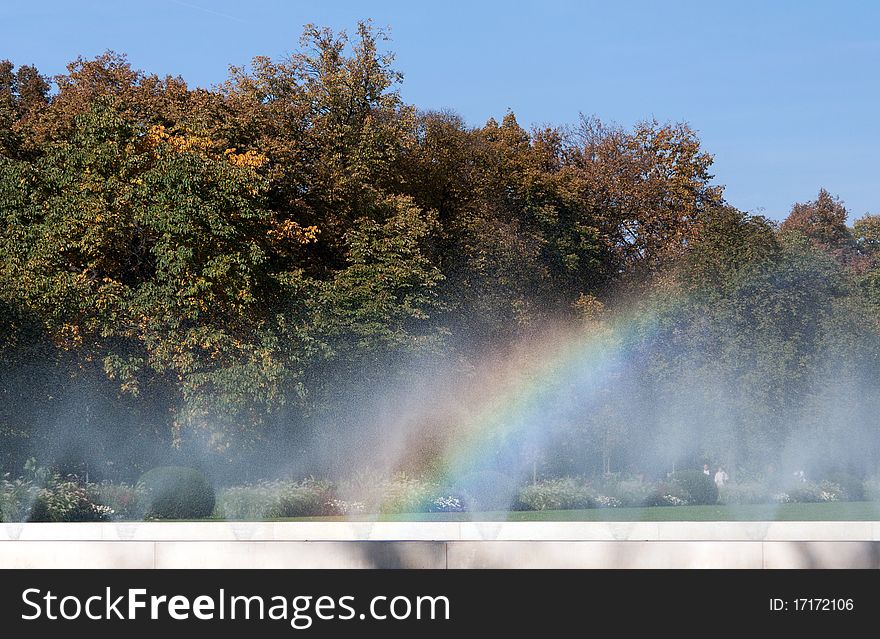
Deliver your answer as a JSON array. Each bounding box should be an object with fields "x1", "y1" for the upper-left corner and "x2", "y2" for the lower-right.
[
  {"x1": 703, "y1": 463, "x2": 711, "y2": 476},
  {"x1": 714, "y1": 466, "x2": 728, "y2": 488}
]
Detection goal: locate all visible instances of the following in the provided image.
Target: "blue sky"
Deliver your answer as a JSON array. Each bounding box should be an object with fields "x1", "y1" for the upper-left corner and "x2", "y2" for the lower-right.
[{"x1": 2, "y1": 0, "x2": 878, "y2": 221}]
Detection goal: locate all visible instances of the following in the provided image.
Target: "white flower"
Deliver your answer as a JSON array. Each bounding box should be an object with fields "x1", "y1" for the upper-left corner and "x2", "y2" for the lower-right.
[
  {"x1": 662, "y1": 494, "x2": 687, "y2": 506},
  {"x1": 431, "y1": 496, "x2": 465, "y2": 512},
  {"x1": 91, "y1": 504, "x2": 115, "y2": 519},
  {"x1": 326, "y1": 499, "x2": 365, "y2": 515}
]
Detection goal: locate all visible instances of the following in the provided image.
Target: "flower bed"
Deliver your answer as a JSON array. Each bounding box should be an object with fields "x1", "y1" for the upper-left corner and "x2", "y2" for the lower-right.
[{"x1": 5, "y1": 465, "x2": 880, "y2": 522}]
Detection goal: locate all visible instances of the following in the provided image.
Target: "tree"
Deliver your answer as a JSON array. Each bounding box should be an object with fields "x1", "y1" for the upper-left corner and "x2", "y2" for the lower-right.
[
  {"x1": 0, "y1": 25, "x2": 449, "y2": 452},
  {"x1": 853, "y1": 214, "x2": 880, "y2": 259},
  {"x1": 0, "y1": 60, "x2": 49, "y2": 157},
  {"x1": 7, "y1": 22, "x2": 880, "y2": 480},
  {"x1": 675, "y1": 205, "x2": 779, "y2": 296},
  {"x1": 570, "y1": 117, "x2": 724, "y2": 282},
  {"x1": 779, "y1": 189, "x2": 859, "y2": 267},
  {"x1": 220, "y1": 21, "x2": 414, "y2": 268},
  {"x1": 852, "y1": 214, "x2": 880, "y2": 309},
  {"x1": 304, "y1": 195, "x2": 445, "y2": 399}
]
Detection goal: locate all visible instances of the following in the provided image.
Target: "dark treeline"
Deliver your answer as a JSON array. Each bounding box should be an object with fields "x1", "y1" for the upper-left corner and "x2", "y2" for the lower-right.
[{"x1": 2, "y1": 23, "x2": 880, "y2": 482}]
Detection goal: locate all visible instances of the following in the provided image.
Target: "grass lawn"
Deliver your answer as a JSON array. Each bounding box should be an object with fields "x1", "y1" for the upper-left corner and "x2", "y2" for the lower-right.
[{"x1": 273, "y1": 501, "x2": 880, "y2": 522}]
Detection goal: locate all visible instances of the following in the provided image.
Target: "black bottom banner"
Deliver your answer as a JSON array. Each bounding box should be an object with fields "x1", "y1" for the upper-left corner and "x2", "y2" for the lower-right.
[{"x1": 0, "y1": 569, "x2": 874, "y2": 635}]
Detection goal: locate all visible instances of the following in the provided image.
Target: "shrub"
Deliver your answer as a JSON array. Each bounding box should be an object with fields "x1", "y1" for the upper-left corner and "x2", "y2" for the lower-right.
[
  {"x1": 325, "y1": 498, "x2": 366, "y2": 516},
  {"x1": 28, "y1": 475, "x2": 113, "y2": 522},
  {"x1": 823, "y1": 472, "x2": 863, "y2": 501},
  {"x1": 0, "y1": 474, "x2": 37, "y2": 522},
  {"x1": 138, "y1": 467, "x2": 215, "y2": 520},
  {"x1": 342, "y1": 473, "x2": 432, "y2": 514},
  {"x1": 338, "y1": 472, "x2": 456, "y2": 514},
  {"x1": 214, "y1": 479, "x2": 337, "y2": 520},
  {"x1": 818, "y1": 480, "x2": 845, "y2": 502},
  {"x1": 864, "y1": 476, "x2": 880, "y2": 501},
  {"x1": 214, "y1": 483, "x2": 282, "y2": 520},
  {"x1": 215, "y1": 475, "x2": 466, "y2": 520},
  {"x1": 594, "y1": 495, "x2": 622, "y2": 508},
  {"x1": 785, "y1": 481, "x2": 823, "y2": 503},
  {"x1": 92, "y1": 482, "x2": 142, "y2": 520},
  {"x1": 672, "y1": 470, "x2": 718, "y2": 505},
  {"x1": 428, "y1": 495, "x2": 466, "y2": 512},
  {"x1": 643, "y1": 489, "x2": 688, "y2": 507},
  {"x1": 718, "y1": 481, "x2": 772, "y2": 505},
  {"x1": 606, "y1": 479, "x2": 655, "y2": 507},
  {"x1": 269, "y1": 479, "x2": 336, "y2": 518},
  {"x1": 642, "y1": 480, "x2": 691, "y2": 507},
  {"x1": 516, "y1": 478, "x2": 595, "y2": 511},
  {"x1": 458, "y1": 471, "x2": 519, "y2": 512},
  {"x1": 779, "y1": 480, "x2": 845, "y2": 504},
  {"x1": 376, "y1": 476, "x2": 434, "y2": 514}
]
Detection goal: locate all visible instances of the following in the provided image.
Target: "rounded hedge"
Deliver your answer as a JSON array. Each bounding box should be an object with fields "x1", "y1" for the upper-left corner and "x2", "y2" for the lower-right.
[
  {"x1": 137, "y1": 466, "x2": 215, "y2": 520},
  {"x1": 672, "y1": 469, "x2": 719, "y2": 505}
]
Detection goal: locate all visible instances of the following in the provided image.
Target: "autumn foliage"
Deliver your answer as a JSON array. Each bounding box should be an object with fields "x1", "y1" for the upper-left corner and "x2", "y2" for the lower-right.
[{"x1": 1, "y1": 23, "x2": 880, "y2": 477}]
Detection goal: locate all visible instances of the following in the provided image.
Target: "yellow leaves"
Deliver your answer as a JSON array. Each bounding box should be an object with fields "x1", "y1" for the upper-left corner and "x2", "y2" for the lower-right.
[
  {"x1": 145, "y1": 124, "x2": 168, "y2": 148},
  {"x1": 144, "y1": 127, "x2": 271, "y2": 179},
  {"x1": 224, "y1": 148, "x2": 268, "y2": 169},
  {"x1": 301, "y1": 225, "x2": 320, "y2": 243},
  {"x1": 193, "y1": 297, "x2": 210, "y2": 313},
  {"x1": 145, "y1": 124, "x2": 214, "y2": 157},
  {"x1": 94, "y1": 293, "x2": 112, "y2": 311},
  {"x1": 56, "y1": 323, "x2": 83, "y2": 350},
  {"x1": 168, "y1": 133, "x2": 213, "y2": 155},
  {"x1": 268, "y1": 219, "x2": 320, "y2": 245}
]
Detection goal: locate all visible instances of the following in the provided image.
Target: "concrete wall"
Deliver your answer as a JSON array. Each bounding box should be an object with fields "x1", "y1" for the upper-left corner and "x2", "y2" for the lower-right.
[{"x1": 1, "y1": 522, "x2": 879, "y2": 568}]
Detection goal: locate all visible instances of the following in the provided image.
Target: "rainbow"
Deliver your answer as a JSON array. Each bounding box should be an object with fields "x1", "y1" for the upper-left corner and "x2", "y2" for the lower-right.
[{"x1": 430, "y1": 308, "x2": 655, "y2": 489}]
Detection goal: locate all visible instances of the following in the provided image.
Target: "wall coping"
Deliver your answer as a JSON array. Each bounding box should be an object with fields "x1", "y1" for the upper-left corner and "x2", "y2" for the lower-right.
[{"x1": 2, "y1": 520, "x2": 878, "y2": 542}]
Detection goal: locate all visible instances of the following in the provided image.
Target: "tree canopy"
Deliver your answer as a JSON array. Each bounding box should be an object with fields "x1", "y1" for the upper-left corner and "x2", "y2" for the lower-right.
[{"x1": 1, "y1": 22, "x2": 879, "y2": 479}]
